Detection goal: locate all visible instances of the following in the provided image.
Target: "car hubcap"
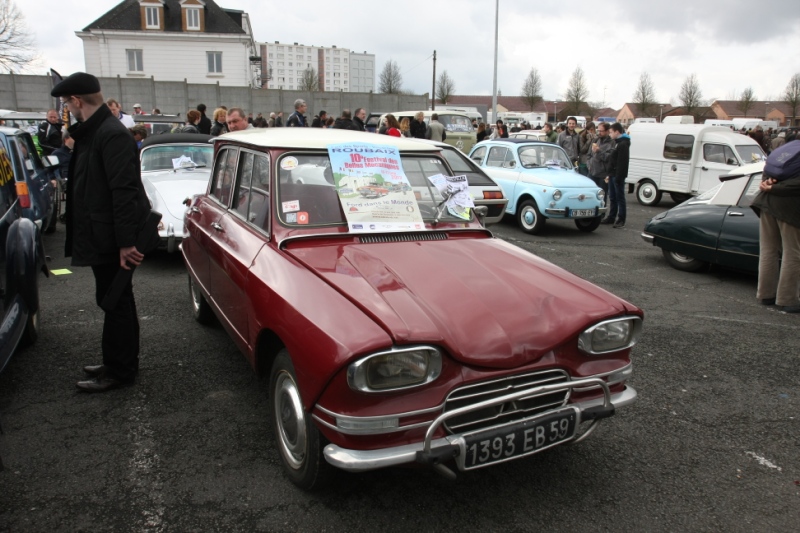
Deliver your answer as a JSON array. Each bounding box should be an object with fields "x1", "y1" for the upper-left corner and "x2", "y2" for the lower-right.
[
  {"x1": 274, "y1": 371, "x2": 307, "y2": 470},
  {"x1": 671, "y1": 252, "x2": 694, "y2": 264},
  {"x1": 523, "y1": 209, "x2": 535, "y2": 226},
  {"x1": 641, "y1": 185, "x2": 654, "y2": 200}
]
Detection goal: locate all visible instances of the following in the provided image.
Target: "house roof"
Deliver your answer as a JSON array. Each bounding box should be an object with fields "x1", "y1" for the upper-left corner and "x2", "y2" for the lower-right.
[
  {"x1": 712, "y1": 100, "x2": 792, "y2": 118},
  {"x1": 83, "y1": 0, "x2": 245, "y2": 34}
]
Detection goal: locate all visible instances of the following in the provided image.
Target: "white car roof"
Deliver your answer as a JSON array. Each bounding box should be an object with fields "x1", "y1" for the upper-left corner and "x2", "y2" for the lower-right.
[{"x1": 220, "y1": 128, "x2": 442, "y2": 151}]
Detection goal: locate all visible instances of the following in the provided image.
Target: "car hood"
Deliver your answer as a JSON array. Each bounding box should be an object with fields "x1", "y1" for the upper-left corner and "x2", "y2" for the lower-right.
[
  {"x1": 285, "y1": 236, "x2": 635, "y2": 369},
  {"x1": 520, "y1": 168, "x2": 598, "y2": 188},
  {"x1": 143, "y1": 170, "x2": 210, "y2": 219}
]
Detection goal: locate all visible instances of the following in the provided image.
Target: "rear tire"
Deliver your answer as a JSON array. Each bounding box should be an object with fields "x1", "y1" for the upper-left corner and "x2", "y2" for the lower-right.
[
  {"x1": 575, "y1": 216, "x2": 602, "y2": 232},
  {"x1": 269, "y1": 350, "x2": 333, "y2": 490},
  {"x1": 662, "y1": 249, "x2": 707, "y2": 272},
  {"x1": 20, "y1": 309, "x2": 39, "y2": 347},
  {"x1": 44, "y1": 193, "x2": 59, "y2": 234},
  {"x1": 670, "y1": 192, "x2": 692, "y2": 204},
  {"x1": 636, "y1": 180, "x2": 662, "y2": 206},
  {"x1": 516, "y1": 199, "x2": 546, "y2": 235},
  {"x1": 189, "y1": 275, "x2": 214, "y2": 325}
]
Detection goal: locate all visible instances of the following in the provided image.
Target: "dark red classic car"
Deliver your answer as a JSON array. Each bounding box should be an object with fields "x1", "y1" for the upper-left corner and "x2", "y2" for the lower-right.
[{"x1": 182, "y1": 128, "x2": 643, "y2": 490}]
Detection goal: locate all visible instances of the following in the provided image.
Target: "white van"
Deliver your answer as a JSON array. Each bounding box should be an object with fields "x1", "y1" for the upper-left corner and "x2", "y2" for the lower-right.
[
  {"x1": 633, "y1": 117, "x2": 656, "y2": 124},
  {"x1": 663, "y1": 115, "x2": 694, "y2": 124},
  {"x1": 382, "y1": 110, "x2": 477, "y2": 152},
  {"x1": 704, "y1": 119, "x2": 735, "y2": 128},
  {"x1": 625, "y1": 123, "x2": 766, "y2": 205},
  {"x1": 520, "y1": 112, "x2": 547, "y2": 128}
]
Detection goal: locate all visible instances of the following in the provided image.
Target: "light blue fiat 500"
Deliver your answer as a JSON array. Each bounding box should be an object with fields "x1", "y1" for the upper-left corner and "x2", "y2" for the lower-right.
[{"x1": 468, "y1": 139, "x2": 606, "y2": 234}]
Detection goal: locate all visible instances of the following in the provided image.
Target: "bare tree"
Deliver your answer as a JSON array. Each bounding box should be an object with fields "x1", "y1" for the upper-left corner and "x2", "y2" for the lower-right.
[
  {"x1": 0, "y1": 0, "x2": 38, "y2": 72},
  {"x1": 563, "y1": 66, "x2": 589, "y2": 117},
  {"x1": 632, "y1": 72, "x2": 656, "y2": 117},
  {"x1": 738, "y1": 87, "x2": 757, "y2": 117},
  {"x1": 783, "y1": 73, "x2": 800, "y2": 127},
  {"x1": 297, "y1": 67, "x2": 319, "y2": 92},
  {"x1": 436, "y1": 70, "x2": 455, "y2": 104},
  {"x1": 679, "y1": 74, "x2": 703, "y2": 118},
  {"x1": 520, "y1": 67, "x2": 543, "y2": 111},
  {"x1": 378, "y1": 60, "x2": 403, "y2": 94}
]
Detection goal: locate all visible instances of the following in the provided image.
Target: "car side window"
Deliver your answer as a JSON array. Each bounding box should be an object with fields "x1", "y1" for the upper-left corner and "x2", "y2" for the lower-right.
[
  {"x1": 486, "y1": 146, "x2": 507, "y2": 167},
  {"x1": 232, "y1": 151, "x2": 254, "y2": 220},
  {"x1": 211, "y1": 148, "x2": 237, "y2": 207},
  {"x1": 738, "y1": 173, "x2": 762, "y2": 207},
  {"x1": 248, "y1": 154, "x2": 270, "y2": 231},
  {"x1": 470, "y1": 146, "x2": 486, "y2": 165},
  {"x1": 664, "y1": 134, "x2": 694, "y2": 160}
]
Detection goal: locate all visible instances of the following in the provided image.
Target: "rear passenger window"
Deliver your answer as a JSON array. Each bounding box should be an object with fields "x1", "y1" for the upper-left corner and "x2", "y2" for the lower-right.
[
  {"x1": 486, "y1": 146, "x2": 507, "y2": 167},
  {"x1": 211, "y1": 148, "x2": 238, "y2": 206},
  {"x1": 664, "y1": 134, "x2": 694, "y2": 160},
  {"x1": 232, "y1": 151, "x2": 254, "y2": 219},
  {"x1": 470, "y1": 146, "x2": 486, "y2": 164},
  {"x1": 248, "y1": 154, "x2": 270, "y2": 230}
]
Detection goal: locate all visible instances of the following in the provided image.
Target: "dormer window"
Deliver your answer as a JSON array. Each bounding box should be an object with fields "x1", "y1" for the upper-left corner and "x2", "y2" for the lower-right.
[
  {"x1": 145, "y1": 6, "x2": 159, "y2": 29},
  {"x1": 186, "y1": 8, "x2": 200, "y2": 30}
]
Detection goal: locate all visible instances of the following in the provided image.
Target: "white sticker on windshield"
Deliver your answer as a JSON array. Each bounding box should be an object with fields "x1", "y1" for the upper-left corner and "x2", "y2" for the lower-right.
[
  {"x1": 282, "y1": 200, "x2": 300, "y2": 213},
  {"x1": 280, "y1": 156, "x2": 299, "y2": 170}
]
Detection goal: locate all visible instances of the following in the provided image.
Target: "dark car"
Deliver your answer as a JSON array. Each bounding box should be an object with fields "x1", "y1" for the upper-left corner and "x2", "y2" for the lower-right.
[
  {"x1": 641, "y1": 162, "x2": 762, "y2": 272},
  {"x1": 0, "y1": 127, "x2": 58, "y2": 233},
  {"x1": 0, "y1": 142, "x2": 48, "y2": 374}
]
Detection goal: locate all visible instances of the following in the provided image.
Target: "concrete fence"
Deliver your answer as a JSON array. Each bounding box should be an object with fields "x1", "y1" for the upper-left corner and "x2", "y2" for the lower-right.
[{"x1": 0, "y1": 73, "x2": 429, "y2": 118}]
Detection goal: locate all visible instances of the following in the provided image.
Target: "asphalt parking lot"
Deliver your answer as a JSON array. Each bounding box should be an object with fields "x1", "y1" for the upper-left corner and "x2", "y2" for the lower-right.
[{"x1": 1, "y1": 195, "x2": 798, "y2": 532}]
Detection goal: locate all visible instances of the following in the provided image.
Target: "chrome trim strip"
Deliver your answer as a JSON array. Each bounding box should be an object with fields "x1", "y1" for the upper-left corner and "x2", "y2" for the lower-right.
[
  {"x1": 312, "y1": 414, "x2": 432, "y2": 435},
  {"x1": 545, "y1": 208, "x2": 566, "y2": 215},
  {"x1": 278, "y1": 227, "x2": 494, "y2": 250},
  {"x1": 315, "y1": 402, "x2": 444, "y2": 422},
  {"x1": 641, "y1": 232, "x2": 655, "y2": 244},
  {"x1": 323, "y1": 385, "x2": 636, "y2": 472}
]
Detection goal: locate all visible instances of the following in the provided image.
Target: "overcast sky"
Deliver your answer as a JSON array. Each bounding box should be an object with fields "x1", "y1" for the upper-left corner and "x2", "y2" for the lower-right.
[{"x1": 16, "y1": 0, "x2": 800, "y2": 109}]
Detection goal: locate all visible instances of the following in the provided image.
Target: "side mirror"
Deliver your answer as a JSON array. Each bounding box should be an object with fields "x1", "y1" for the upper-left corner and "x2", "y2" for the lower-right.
[
  {"x1": 47, "y1": 155, "x2": 59, "y2": 166},
  {"x1": 727, "y1": 158, "x2": 739, "y2": 166},
  {"x1": 25, "y1": 160, "x2": 34, "y2": 172}
]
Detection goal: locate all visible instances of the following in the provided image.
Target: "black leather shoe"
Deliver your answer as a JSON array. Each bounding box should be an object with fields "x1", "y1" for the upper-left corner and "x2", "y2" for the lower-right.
[
  {"x1": 600, "y1": 217, "x2": 614, "y2": 225},
  {"x1": 83, "y1": 364, "x2": 105, "y2": 376},
  {"x1": 613, "y1": 220, "x2": 626, "y2": 228},
  {"x1": 76, "y1": 376, "x2": 134, "y2": 393}
]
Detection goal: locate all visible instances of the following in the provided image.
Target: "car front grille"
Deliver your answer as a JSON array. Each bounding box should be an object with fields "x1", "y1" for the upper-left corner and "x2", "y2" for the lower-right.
[
  {"x1": 443, "y1": 370, "x2": 571, "y2": 434},
  {"x1": 359, "y1": 232, "x2": 448, "y2": 244}
]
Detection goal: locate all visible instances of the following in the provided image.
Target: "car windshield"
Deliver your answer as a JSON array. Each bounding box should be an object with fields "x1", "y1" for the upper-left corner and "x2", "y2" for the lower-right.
[
  {"x1": 517, "y1": 144, "x2": 573, "y2": 169},
  {"x1": 437, "y1": 114, "x2": 474, "y2": 133},
  {"x1": 735, "y1": 145, "x2": 766, "y2": 164},
  {"x1": 141, "y1": 144, "x2": 213, "y2": 172},
  {"x1": 440, "y1": 147, "x2": 496, "y2": 186},
  {"x1": 277, "y1": 153, "x2": 468, "y2": 227}
]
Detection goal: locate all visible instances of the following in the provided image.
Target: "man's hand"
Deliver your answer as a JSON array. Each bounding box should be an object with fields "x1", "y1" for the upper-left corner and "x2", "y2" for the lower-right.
[
  {"x1": 120, "y1": 246, "x2": 144, "y2": 270},
  {"x1": 759, "y1": 177, "x2": 777, "y2": 192}
]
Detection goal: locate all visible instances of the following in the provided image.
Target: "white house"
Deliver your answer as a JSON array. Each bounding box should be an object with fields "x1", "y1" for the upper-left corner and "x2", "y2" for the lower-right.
[{"x1": 77, "y1": 0, "x2": 258, "y2": 87}]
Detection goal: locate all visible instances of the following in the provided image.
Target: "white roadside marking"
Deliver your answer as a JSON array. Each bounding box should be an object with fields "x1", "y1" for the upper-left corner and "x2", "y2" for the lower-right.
[{"x1": 745, "y1": 452, "x2": 782, "y2": 472}]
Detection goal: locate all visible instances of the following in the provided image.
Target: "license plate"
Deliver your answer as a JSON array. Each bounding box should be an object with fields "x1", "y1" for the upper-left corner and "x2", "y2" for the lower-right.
[
  {"x1": 571, "y1": 209, "x2": 595, "y2": 217},
  {"x1": 457, "y1": 407, "x2": 578, "y2": 470}
]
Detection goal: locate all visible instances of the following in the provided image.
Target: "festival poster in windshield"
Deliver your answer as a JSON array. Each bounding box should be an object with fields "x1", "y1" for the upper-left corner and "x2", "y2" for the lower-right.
[{"x1": 328, "y1": 143, "x2": 425, "y2": 233}]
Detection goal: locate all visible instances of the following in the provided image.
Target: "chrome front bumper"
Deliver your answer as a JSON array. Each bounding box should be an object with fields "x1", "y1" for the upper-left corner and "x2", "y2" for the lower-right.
[
  {"x1": 323, "y1": 380, "x2": 636, "y2": 472},
  {"x1": 544, "y1": 206, "x2": 607, "y2": 216},
  {"x1": 641, "y1": 232, "x2": 654, "y2": 244}
]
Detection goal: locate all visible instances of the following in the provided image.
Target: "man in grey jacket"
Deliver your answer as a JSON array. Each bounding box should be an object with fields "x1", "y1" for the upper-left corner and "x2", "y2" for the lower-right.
[
  {"x1": 587, "y1": 122, "x2": 615, "y2": 192},
  {"x1": 558, "y1": 116, "x2": 581, "y2": 165},
  {"x1": 426, "y1": 113, "x2": 447, "y2": 142}
]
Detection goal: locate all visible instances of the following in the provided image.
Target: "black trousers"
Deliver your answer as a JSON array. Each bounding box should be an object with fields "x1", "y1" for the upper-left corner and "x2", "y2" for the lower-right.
[{"x1": 91, "y1": 264, "x2": 139, "y2": 381}]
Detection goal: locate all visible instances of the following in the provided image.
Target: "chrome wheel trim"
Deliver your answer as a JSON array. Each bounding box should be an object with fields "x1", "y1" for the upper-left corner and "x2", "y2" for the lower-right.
[
  {"x1": 669, "y1": 252, "x2": 696, "y2": 264},
  {"x1": 638, "y1": 182, "x2": 658, "y2": 204},
  {"x1": 274, "y1": 371, "x2": 307, "y2": 470}
]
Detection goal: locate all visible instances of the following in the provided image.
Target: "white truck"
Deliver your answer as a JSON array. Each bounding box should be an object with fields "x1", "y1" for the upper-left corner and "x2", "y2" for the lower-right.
[
  {"x1": 520, "y1": 112, "x2": 547, "y2": 128},
  {"x1": 625, "y1": 123, "x2": 766, "y2": 206}
]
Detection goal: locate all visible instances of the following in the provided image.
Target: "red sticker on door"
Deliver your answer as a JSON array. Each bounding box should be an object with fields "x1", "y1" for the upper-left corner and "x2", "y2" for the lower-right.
[{"x1": 297, "y1": 211, "x2": 309, "y2": 224}]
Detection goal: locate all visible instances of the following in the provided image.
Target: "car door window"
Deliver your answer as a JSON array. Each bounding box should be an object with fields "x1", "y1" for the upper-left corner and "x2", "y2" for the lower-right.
[
  {"x1": 470, "y1": 146, "x2": 486, "y2": 165},
  {"x1": 703, "y1": 144, "x2": 736, "y2": 165},
  {"x1": 232, "y1": 151, "x2": 254, "y2": 220},
  {"x1": 211, "y1": 148, "x2": 237, "y2": 207},
  {"x1": 486, "y1": 146, "x2": 507, "y2": 167},
  {"x1": 738, "y1": 173, "x2": 762, "y2": 207},
  {"x1": 248, "y1": 153, "x2": 270, "y2": 231}
]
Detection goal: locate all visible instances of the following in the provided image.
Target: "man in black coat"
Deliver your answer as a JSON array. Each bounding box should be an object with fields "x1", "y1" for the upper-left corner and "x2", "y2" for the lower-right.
[
  {"x1": 196, "y1": 103, "x2": 211, "y2": 134},
  {"x1": 602, "y1": 122, "x2": 631, "y2": 228},
  {"x1": 352, "y1": 108, "x2": 367, "y2": 132},
  {"x1": 52, "y1": 72, "x2": 154, "y2": 393},
  {"x1": 37, "y1": 109, "x2": 63, "y2": 156}
]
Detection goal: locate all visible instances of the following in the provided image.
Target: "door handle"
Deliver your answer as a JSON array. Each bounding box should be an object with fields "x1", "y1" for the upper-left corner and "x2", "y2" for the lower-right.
[
  {"x1": 701, "y1": 166, "x2": 708, "y2": 171},
  {"x1": 189, "y1": 206, "x2": 200, "y2": 213},
  {"x1": 728, "y1": 212, "x2": 744, "y2": 217},
  {"x1": 211, "y1": 222, "x2": 224, "y2": 231}
]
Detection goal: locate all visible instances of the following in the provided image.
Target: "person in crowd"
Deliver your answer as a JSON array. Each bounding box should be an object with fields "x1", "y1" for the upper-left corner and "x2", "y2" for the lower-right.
[
  {"x1": 129, "y1": 125, "x2": 148, "y2": 150},
  {"x1": 555, "y1": 124, "x2": 564, "y2": 135},
  {"x1": 268, "y1": 112, "x2": 276, "y2": 127},
  {"x1": 181, "y1": 109, "x2": 201, "y2": 133},
  {"x1": 253, "y1": 113, "x2": 268, "y2": 128},
  {"x1": 399, "y1": 117, "x2": 411, "y2": 137},
  {"x1": 51, "y1": 72, "x2": 155, "y2": 393},
  {"x1": 559, "y1": 116, "x2": 581, "y2": 166},
  {"x1": 476, "y1": 122, "x2": 488, "y2": 142},
  {"x1": 353, "y1": 108, "x2": 367, "y2": 132},
  {"x1": 602, "y1": 122, "x2": 631, "y2": 228},
  {"x1": 749, "y1": 126, "x2": 771, "y2": 154},
  {"x1": 311, "y1": 110, "x2": 328, "y2": 128},
  {"x1": 491, "y1": 119, "x2": 507, "y2": 139},
  {"x1": 132, "y1": 104, "x2": 144, "y2": 115},
  {"x1": 509, "y1": 123, "x2": 522, "y2": 133},
  {"x1": 578, "y1": 122, "x2": 596, "y2": 176},
  {"x1": 410, "y1": 111, "x2": 427, "y2": 139},
  {"x1": 226, "y1": 108, "x2": 253, "y2": 132},
  {"x1": 37, "y1": 109, "x2": 63, "y2": 156},
  {"x1": 152, "y1": 108, "x2": 161, "y2": 115},
  {"x1": 427, "y1": 113, "x2": 447, "y2": 142},
  {"x1": 333, "y1": 109, "x2": 356, "y2": 130},
  {"x1": 106, "y1": 98, "x2": 135, "y2": 127},
  {"x1": 275, "y1": 112, "x2": 284, "y2": 127},
  {"x1": 543, "y1": 122, "x2": 557, "y2": 143},
  {"x1": 52, "y1": 129, "x2": 73, "y2": 183},
  {"x1": 587, "y1": 122, "x2": 614, "y2": 193},
  {"x1": 772, "y1": 132, "x2": 786, "y2": 151},
  {"x1": 197, "y1": 103, "x2": 211, "y2": 134},
  {"x1": 286, "y1": 100, "x2": 307, "y2": 127},
  {"x1": 377, "y1": 116, "x2": 388, "y2": 135},
  {"x1": 751, "y1": 170, "x2": 800, "y2": 313},
  {"x1": 247, "y1": 112, "x2": 254, "y2": 126},
  {"x1": 383, "y1": 114, "x2": 402, "y2": 137},
  {"x1": 210, "y1": 108, "x2": 227, "y2": 136}
]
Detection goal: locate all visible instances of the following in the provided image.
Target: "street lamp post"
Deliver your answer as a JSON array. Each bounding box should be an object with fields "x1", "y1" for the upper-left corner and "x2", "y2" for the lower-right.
[
  {"x1": 659, "y1": 105, "x2": 664, "y2": 123},
  {"x1": 553, "y1": 99, "x2": 559, "y2": 123}
]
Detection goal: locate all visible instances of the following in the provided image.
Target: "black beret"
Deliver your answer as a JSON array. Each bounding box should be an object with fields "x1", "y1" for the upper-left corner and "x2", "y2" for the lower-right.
[{"x1": 51, "y1": 72, "x2": 101, "y2": 97}]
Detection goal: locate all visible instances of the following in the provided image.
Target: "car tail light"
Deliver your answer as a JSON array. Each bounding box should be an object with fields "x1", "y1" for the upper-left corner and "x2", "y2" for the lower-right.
[
  {"x1": 16, "y1": 181, "x2": 30, "y2": 208},
  {"x1": 483, "y1": 191, "x2": 504, "y2": 199}
]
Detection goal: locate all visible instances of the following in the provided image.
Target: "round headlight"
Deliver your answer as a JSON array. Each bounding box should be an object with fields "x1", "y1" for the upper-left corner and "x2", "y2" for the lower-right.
[
  {"x1": 597, "y1": 189, "x2": 605, "y2": 201},
  {"x1": 553, "y1": 189, "x2": 562, "y2": 201},
  {"x1": 348, "y1": 347, "x2": 442, "y2": 392},
  {"x1": 578, "y1": 317, "x2": 642, "y2": 355}
]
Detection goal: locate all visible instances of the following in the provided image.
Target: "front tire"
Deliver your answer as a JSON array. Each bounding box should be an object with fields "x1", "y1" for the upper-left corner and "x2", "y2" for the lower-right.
[
  {"x1": 189, "y1": 275, "x2": 214, "y2": 325},
  {"x1": 636, "y1": 180, "x2": 662, "y2": 206},
  {"x1": 269, "y1": 350, "x2": 332, "y2": 490},
  {"x1": 662, "y1": 249, "x2": 707, "y2": 272},
  {"x1": 575, "y1": 216, "x2": 601, "y2": 232},
  {"x1": 516, "y1": 199, "x2": 546, "y2": 235}
]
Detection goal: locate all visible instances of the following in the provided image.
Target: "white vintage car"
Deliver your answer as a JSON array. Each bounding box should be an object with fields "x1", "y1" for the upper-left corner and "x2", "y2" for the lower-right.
[{"x1": 139, "y1": 133, "x2": 214, "y2": 252}]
